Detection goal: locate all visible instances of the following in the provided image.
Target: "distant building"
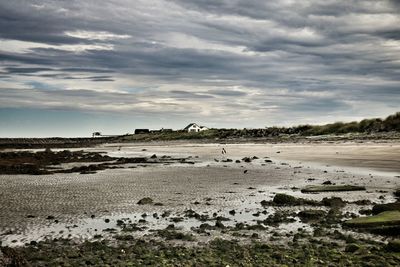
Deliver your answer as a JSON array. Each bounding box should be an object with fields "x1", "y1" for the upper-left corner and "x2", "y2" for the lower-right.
[
  {"x1": 183, "y1": 123, "x2": 209, "y2": 133},
  {"x1": 92, "y1": 132, "x2": 102, "y2": 137},
  {"x1": 150, "y1": 128, "x2": 173, "y2": 133},
  {"x1": 135, "y1": 129, "x2": 150, "y2": 134},
  {"x1": 160, "y1": 128, "x2": 173, "y2": 132}
]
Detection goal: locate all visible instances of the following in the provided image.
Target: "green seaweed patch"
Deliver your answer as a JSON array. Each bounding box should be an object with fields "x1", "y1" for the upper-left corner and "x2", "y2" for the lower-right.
[
  {"x1": 345, "y1": 211, "x2": 400, "y2": 228},
  {"x1": 301, "y1": 185, "x2": 366, "y2": 193}
]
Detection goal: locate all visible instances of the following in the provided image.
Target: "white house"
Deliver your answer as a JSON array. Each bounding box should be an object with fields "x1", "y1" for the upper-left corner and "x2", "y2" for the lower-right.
[{"x1": 183, "y1": 123, "x2": 209, "y2": 133}]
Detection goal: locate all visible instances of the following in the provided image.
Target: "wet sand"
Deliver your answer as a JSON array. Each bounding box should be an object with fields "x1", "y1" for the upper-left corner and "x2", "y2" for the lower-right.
[
  {"x1": 100, "y1": 141, "x2": 400, "y2": 173},
  {"x1": 0, "y1": 141, "x2": 399, "y2": 246}
]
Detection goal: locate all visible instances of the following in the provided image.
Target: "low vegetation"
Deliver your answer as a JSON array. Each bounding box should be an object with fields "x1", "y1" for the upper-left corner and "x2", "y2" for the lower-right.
[{"x1": 119, "y1": 112, "x2": 400, "y2": 142}]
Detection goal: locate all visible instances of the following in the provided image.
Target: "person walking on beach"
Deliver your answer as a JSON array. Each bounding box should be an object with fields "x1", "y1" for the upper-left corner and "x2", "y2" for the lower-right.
[{"x1": 222, "y1": 147, "x2": 226, "y2": 155}]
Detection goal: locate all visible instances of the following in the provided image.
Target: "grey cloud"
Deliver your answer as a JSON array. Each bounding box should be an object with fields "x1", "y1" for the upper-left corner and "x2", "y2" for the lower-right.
[
  {"x1": 207, "y1": 89, "x2": 247, "y2": 97},
  {"x1": 0, "y1": 0, "x2": 399, "y2": 127},
  {"x1": 169, "y1": 90, "x2": 214, "y2": 99},
  {"x1": 4, "y1": 67, "x2": 55, "y2": 74}
]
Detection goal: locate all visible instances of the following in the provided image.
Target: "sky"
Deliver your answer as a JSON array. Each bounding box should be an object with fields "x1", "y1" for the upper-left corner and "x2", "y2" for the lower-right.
[{"x1": 1, "y1": 0, "x2": 400, "y2": 137}]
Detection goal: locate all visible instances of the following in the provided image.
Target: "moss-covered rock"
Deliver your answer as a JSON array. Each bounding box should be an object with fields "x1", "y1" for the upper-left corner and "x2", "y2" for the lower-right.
[
  {"x1": 372, "y1": 202, "x2": 400, "y2": 215},
  {"x1": 344, "y1": 211, "x2": 400, "y2": 228},
  {"x1": 301, "y1": 185, "x2": 365, "y2": 193}
]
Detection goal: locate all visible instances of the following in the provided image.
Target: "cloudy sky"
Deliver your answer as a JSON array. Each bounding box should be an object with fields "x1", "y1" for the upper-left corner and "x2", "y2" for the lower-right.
[{"x1": 1, "y1": 0, "x2": 400, "y2": 137}]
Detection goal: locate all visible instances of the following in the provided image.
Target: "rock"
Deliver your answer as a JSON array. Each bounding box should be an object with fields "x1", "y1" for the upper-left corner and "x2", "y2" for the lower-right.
[
  {"x1": 215, "y1": 220, "x2": 225, "y2": 228},
  {"x1": 150, "y1": 154, "x2": 157, "y2": 159},
  {"x1": 322, "y1": 181, "x2": 333, "y2": 185},
  {"x1": 372, "y1": 202, "x2": 400, "y2": 215},
  {"x1": 345, "y1": 243, "x2": 360, "y2": 253},
  {"x1": 264, "y1": 194, "x2": 318, "y2": 206},
  {"x1": 273, "y1": 194, "x2": 299, "y2": 205},
  {"x1": 137, "y1": 197, "x2": 153, "y2": 205},
  {"x1": 386, "y1": 240, "x2": 400, "y2": 252},
  {"x1": 352, "y1": 199, "x2": 371, "y2": 205},
  {"x1": 251, "y1": 233, "x2": 259, "y2": 239},
  {"x1": 301, "y1": 185, "x2": 366, "y2": 193},
  {"x1": 298, "y1": 210, "x2": 326, "y2": 221},
  {"x1": 394, "y1": 189, "x2": 400, "y2": 198},
  {"x1": 242, "y1": 157, "x2": 252, "y2": 163},
  {"x1": 322, "y1": 197, "x2": 346, "y2": 208},
  {"x1": 46, "y1": 215, "x2": 55, "y2": 220}
]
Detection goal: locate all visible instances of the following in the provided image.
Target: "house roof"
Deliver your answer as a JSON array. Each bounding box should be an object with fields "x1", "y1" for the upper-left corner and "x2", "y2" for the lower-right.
[{"x1": 183, "y1": 123, "x2": 199, "y2": 130}]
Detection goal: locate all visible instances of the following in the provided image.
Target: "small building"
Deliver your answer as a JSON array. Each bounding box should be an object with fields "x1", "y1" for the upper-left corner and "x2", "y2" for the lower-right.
[
  {"x1": 183, "y1": 123, "x2": 209, "y2": 133},
  {"x1": 160, "y1": 128, "x2": 173, "y2": 132},
  {"x1": 92, "y1": 132, "x2": 102, "y2": 137},
  {"x1": 135, "y1": 129, "x2": 150, "y2": 134}
]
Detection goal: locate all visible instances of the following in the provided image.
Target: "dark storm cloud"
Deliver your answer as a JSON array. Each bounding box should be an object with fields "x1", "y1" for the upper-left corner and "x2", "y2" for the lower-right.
[
  {"x1": 0, "y1": 0, "x2": 399, "y2": 127},
  {"x1": 4, "y1": 67, "x2": 55, "y2": 74}
]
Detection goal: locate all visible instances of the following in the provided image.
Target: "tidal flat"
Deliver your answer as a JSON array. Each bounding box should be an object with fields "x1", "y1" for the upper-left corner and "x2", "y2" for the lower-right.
[{"x1": 1, "y1": 141, "x2": 400, "y2": 266}]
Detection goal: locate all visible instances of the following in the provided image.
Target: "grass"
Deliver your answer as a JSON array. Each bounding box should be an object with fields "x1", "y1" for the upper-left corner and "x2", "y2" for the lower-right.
[{"x1": 116, "y1": 112, "x2": 400, "y2": 142}]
